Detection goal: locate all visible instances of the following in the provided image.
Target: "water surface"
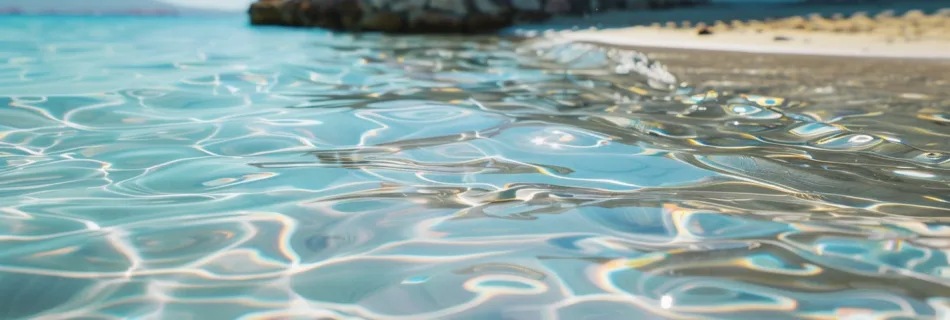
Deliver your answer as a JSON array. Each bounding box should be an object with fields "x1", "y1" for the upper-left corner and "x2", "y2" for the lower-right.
[{"x1": 1, "y1": 16, "x2": 949, "y2": 319}]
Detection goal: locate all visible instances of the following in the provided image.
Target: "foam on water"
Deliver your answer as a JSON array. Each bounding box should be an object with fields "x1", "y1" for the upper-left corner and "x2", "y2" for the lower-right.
[{"x1": 1, "y1": 16, "x2": 950, "y2": 320}]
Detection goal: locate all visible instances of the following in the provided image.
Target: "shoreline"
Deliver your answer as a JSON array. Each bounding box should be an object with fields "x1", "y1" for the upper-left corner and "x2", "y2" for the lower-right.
[
  {"x1": 590, "y1": 43, "x2": 950, "y2": 100},
  {"x1": 520, "y1": 2, "x2": 950, "y2": 60},
  {"x1": 553, "y1": 27, "x2": 950, "y2": 59}
]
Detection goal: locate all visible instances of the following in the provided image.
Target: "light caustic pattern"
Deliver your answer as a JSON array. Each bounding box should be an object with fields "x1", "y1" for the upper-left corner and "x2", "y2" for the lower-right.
[{"x1": 1, "y1": 16, "x2": 950, "y2": 320}]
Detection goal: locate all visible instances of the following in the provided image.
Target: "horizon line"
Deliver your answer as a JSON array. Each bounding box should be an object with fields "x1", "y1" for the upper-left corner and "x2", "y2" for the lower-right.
[{"x1": 0, "y1": 11, "x2": 246, "y2": 17}]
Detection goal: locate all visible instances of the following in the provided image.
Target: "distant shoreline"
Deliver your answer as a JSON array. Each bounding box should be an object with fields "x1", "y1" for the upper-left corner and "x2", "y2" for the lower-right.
[
  {"x1": 1, "y1": 13, "x2": 179, "y2": 17},
  {"x1": 0, "y1": 13, "x2": 244, "y2": 18},
  {"x1": 0, "y1": 7, "x2": 241, "y2": 17}
]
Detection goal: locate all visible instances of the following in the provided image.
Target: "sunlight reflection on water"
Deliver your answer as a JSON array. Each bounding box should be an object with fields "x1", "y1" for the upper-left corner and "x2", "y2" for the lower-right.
[{"x1": 1, "y1": 15, "x2": 949, "y2": 320}]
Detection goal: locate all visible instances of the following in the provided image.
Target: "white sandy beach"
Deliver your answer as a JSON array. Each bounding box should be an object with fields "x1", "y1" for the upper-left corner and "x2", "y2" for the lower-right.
[
  {"x1": 556, "y1": 26, "x2": 950, "y2": 59},
  {"x1": 518, "y1": 1, "x2": 950, "y2": 59}
]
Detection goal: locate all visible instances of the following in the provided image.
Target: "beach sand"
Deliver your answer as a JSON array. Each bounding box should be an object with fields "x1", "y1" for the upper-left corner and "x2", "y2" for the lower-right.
[
  {"x1": 531, "y1": 4, "x2": 950, "y2": 59},
  {"x1": 558, "y1": 26, "x2": 949, "y2": 59}
]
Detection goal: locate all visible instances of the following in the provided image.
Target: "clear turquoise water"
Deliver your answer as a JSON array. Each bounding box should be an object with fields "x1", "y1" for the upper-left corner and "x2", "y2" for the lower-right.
[{"x1": 2, "y1": 16, "x2": 950, "y2": 319}]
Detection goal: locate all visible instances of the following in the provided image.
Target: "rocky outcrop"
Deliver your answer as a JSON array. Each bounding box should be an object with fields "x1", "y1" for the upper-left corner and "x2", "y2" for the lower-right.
[{"x1": 248, "y1": 0, "x2": 710, "y2": 33}]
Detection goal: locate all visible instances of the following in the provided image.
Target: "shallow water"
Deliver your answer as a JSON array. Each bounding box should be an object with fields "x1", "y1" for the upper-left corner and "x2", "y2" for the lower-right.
[{"x1": 1, "y1": 16, "x2": 950, "y2": 320}]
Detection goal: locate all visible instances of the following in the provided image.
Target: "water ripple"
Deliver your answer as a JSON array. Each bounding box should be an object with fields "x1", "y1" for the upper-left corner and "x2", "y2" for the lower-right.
[{"x1": 1, "y1": 16, "x2": 949, "y2": 319}]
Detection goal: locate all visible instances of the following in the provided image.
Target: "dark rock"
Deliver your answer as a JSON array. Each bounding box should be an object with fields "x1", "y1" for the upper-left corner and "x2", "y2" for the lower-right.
[
  {"x1": 248, "y1": 0, "x2": 283, "y2": 25},
  {"x1": 249, "y1": 0, "x2": 515, "y2": 33},
  {"x1": 696, "y1": 25, "x2": 713, "y2": 35},
  {"x1": 362, "y1": 12, "x2": 405, "y2": 32},
  {"x1": 248, "y1": 0, "x2": 713, "y2": 33}
]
